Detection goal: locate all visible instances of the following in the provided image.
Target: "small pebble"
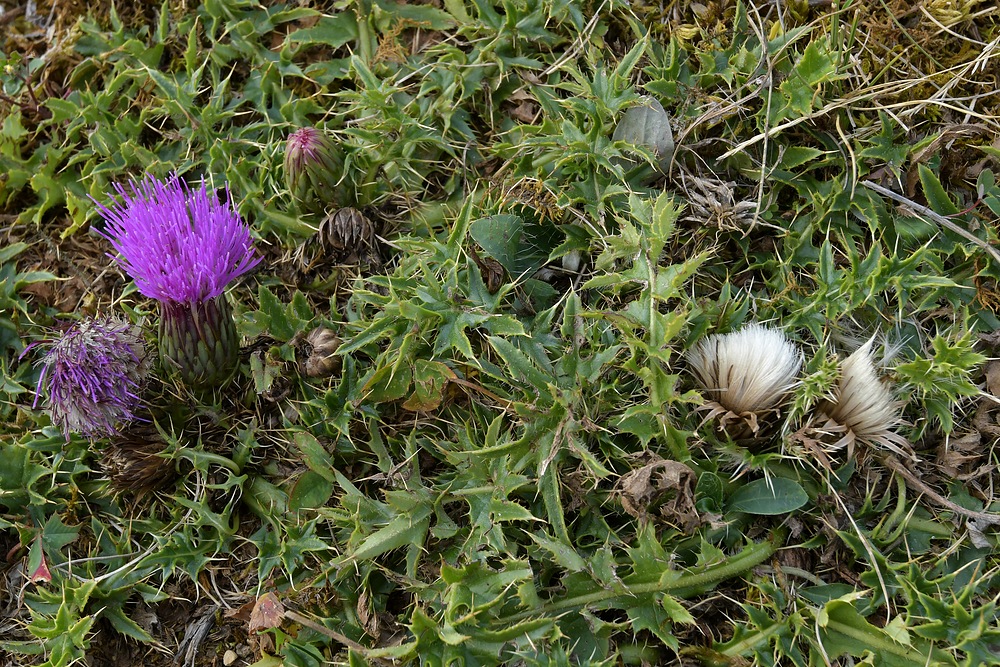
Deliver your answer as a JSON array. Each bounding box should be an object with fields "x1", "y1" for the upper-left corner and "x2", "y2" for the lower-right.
[{"x1": 223, "y1": 649, "x2": 238, "y2": 666}]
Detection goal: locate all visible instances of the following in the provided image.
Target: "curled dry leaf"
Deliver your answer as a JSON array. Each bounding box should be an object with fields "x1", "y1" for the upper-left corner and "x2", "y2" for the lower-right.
[
  {"x1": 469, "y1": 244, "x2": 505, "y2": 294},
  {"x1": 984, "y1": 359, "x2": 1000, "y2": 398},
  {"x1": 617, "y1": 453, "x2": 698, "y2": 530},
  {"x1": 935, "y1": 430, "x2": 982, "y2": 479},
  {"x1": 357, "y1": 588, "x2": 380, "y2": 640},
  {"x1": 506, "y1": 89, "x2": 539, "y2": 123},
  {"x1": 249, "y1": 592, "x2": 285, "y2": 633}
]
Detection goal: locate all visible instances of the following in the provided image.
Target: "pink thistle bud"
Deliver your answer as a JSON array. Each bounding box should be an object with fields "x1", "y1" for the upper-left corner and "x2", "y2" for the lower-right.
[{"x1": 285, "y1": 127, "x2": 343, "y2": 212}]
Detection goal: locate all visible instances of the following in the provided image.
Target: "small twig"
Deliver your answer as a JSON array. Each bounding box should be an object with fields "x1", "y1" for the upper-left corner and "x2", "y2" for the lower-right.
[
  {"x1": 20, "y1": 70, "x2": 44, "y2": 113},
  {"x1": 0, "y1": 6, "x2": 26, "y2": 26},
  {"x1": 449, "y1": 376, "x2": 516, "y2": 412},
  {"x1": 860, "y1": 180, "x2": 1000, "y2": 267},
  {"x1": 175, "y1": 606, "x2": 220, "y2": 667},
  {"x1": 283, "y1": 609, "x2": 396, "y2": 666},
  {"x1": 0, "y1": 63, "x2": 51, "y2": 120},
  {"x1": 284, "y1": 610, "x2": 367, "y2": 651},
  {"x1": 881, "y1": 454, "x2": 1000, "y2": 526}
]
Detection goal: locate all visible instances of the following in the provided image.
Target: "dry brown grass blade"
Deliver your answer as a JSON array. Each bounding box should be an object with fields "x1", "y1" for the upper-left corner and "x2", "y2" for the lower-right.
[{"x1": 881, "y1": 453, "x2": 1000, "y2": 526}]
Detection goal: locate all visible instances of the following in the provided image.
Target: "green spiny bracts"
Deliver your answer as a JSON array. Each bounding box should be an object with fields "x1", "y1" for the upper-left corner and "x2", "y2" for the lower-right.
[
  {"x1": 285, "y1": 126, "x2": 345, "y2": 212},
  {"x1": 158, "y1": 296, "x2": 239, "y2": 387}
]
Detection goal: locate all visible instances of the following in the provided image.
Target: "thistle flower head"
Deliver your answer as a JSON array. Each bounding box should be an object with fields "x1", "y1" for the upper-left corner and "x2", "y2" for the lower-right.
[
  {"x1": 285, "y1": 127, "x2": 343, "y2": 210},
  {"x1": 103, "y1": 424, "x2": 177, "y2": 497},
  {"x1": 822, "y1": 337, "x2": 909, "y2": 456},
  {"x1": 300, "y1": 327, "x2": 342, "y2": 378},
  {"x1": 33, "y1": 317, "x2": 148, "y2": 439},
  {"x1": 687, "y1": 323, "x2": 802, "y2": 415},
  {"x1": 93, "y1": 175, "x2": 261, "y2": 304},
  {"x1": 286, "y1": 127, "x2": 332, "y2": 166}
]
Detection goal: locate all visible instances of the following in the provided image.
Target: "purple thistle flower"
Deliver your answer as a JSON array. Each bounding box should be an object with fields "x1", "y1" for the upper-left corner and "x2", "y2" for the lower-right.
[
  {"x1": 93, "y1": 174, "x2": 261, "y2": 387},
  {"x1": 93, "y1": 175, "x2": 261, "y2": 304},
  {"x1": 33, "y1": 317, "x2": 148, "y2": 440}
]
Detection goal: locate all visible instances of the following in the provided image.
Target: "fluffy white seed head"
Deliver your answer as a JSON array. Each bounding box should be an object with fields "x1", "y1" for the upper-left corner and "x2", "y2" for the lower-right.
[
  {"x1": 825, "y1": 337, "x2": 905, "y2": 451},
  {"x1": 686, "y1": 323, "x2": 802, "y2": 414}
]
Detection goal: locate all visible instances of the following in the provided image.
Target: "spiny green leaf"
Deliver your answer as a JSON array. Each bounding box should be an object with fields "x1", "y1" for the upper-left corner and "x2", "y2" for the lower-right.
[{"x1": 918, "y1": 164, "x2": 960, "y2": 216}]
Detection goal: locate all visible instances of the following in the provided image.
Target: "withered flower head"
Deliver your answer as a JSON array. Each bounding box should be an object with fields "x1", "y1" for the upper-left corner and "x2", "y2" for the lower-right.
[
  {"x1": 103, "y1": 424, "x2": 178, "y2": 496},
  {"x1": 300, "y1": 327, "x2": 342, "y2": 378},
  {"x1": 820, "y1": 337, "x2": 909, "y2": 457},
  {"x1": 687, "y1": 323, "x2": 802, "y2": 415},
  {"x1": 33, "y1": 316, "x2": 148, "y2": 440}
]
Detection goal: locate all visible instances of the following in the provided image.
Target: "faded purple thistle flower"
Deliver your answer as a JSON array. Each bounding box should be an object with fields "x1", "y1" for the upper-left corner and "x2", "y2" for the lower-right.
[
  {"x1": 285, "y1": 127, "x2": 344, "y2": 211},
  {"x1": 33, "y1": 317, "x2": 148, "y2": 440},
  {"x1": 93, "y1": 175, "x2": 261, "y2": 387}
]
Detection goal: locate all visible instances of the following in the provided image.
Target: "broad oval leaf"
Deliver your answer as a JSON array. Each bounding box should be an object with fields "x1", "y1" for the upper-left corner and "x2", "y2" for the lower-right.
[
  {"x1": 728, "y1": 477, "x2": 808, "y2": 515},
  {"x1": 613, "y1": 98, "x2": 674, "y2": 170},
  {"x1": 288, "y1": 470, "x2": 334, "y2": 512}
]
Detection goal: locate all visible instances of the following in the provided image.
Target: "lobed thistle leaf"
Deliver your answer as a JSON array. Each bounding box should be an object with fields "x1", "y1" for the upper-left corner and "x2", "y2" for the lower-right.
[{"x1": 33, "y1": 316, "x2": 149, "y2": 440}]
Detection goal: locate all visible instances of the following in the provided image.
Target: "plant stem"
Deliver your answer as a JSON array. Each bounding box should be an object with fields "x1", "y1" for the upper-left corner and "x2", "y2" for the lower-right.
[
  {"x1": 881, "y1": 453, "x2": 1000, "y2": 525},
  {"x1": 498, "y1": 529, "x2": 786, "y2": 625}
]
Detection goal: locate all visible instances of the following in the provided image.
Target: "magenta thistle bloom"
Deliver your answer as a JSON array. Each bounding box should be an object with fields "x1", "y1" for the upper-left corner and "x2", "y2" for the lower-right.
[
  {"x1": 94, "y1": 175, "x2": 261, "y2": 304},
  {"x1": 94, "y1": 174, "x2": 261, "y2": 387},
  {"x1": 33, "y1": 317, "x2": 148, "y2": 439}
]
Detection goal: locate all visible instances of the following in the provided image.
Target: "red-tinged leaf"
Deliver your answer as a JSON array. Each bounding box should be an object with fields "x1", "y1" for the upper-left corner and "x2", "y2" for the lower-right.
[
  {"x1": 28, "y1": 537, "x2": 52, "y2": 583},
  {"x1": 402, "y1": 360, "x2": 457, "y2": 412}
]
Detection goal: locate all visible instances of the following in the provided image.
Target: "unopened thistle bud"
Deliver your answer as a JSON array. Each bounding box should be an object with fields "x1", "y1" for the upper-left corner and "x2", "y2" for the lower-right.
[
  {"x1": 285, "y1": 127, "x2": 344, "y2": 212},
  {"x1": 33, "y1": 316, "x2": 148, "y2": 439},
  {"x1": 819, "y1": 337, "x2": 910, "y2": 458},
  {"x1": 94, "y1": 175, "x2": 261, "y2": 388},
  {"x1": 103, "y1": 423, "x2": 178, "y2": 496},
  {"x1": 686, "y1": 323, "x2": 802, "y2": 436},
  {"x1": 299, "y1": 327, "x2": 342, "y2": 378}
]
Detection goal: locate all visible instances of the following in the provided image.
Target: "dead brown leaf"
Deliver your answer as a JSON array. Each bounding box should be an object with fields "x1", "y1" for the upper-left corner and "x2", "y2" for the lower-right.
[
  {"x1": 935, "y1": 430, "x2": 982, "y2": 478},
  {"x1": 617, "y1": 452, "x2": 698, "y2": 530},
  {"x1": 503, "y1": 89, "x2": 540, "y2": 123},
  {"x1": 357, "y1": 588, "x2": 380, "y2": 640},
  {"x1": 469, "y1": 245, "x2": 505, "y2": 294},
  {"x1": 986, "y1": 360, "x2": 1000, "y2": 398},
  {"x1": 249, "y1": 592, "x2": 285, "y2": 633}
]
